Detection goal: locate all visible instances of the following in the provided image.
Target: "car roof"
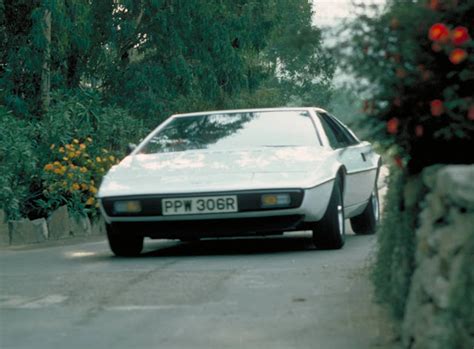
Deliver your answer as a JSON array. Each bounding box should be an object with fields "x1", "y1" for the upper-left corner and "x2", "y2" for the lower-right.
[{"x1": 173, "y1": 107, "x2": 328, "y2": 118}]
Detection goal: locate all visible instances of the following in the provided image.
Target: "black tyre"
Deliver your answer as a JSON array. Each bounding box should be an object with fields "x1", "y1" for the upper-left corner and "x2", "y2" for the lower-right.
[
  {"x1": 312, "y1": 178, "x2": 345, "y2": 250},
  {"x1": 106, "y1": 223, "x2": 144, "y2": 257},
  {"x1": 350, "y1": 186, "x2": 380, "y2": 235}
]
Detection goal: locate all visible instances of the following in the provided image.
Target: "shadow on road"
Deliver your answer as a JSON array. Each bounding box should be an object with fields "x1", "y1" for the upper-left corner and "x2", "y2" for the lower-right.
[{"x1": 140, "y1": 233, "x2": 318, "y2": 258}]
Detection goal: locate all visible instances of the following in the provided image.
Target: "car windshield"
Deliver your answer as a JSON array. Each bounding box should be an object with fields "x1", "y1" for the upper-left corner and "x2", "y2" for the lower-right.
[{"x1": 139, "y1": 110, "x2": 320, "y2": 154}]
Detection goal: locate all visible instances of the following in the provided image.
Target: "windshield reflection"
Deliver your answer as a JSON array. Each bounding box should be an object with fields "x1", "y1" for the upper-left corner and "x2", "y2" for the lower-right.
[{"x1": 140, "y1": 111, "x2": 319, "y2": 154}]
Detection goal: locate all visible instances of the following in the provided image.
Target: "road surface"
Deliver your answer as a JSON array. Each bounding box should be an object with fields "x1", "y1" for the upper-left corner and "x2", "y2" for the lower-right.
[{"x1": 0, "y1": 224, "x2": 396, "y2": 349}]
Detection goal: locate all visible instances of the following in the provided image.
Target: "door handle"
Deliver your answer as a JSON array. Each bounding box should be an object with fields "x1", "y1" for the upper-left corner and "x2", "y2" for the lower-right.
[{"x1": 361, "y1": 153, "x2": 367, "y2": 162}]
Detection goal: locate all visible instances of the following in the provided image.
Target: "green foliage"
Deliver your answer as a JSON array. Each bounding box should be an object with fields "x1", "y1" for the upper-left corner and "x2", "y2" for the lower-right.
[
  {"x1": 37, "y1": 138, "x2": 118, "y2": 218},
  {"x1": 339, "y1": 1, "x2": 474, "y2": 173},
  {"x1": 0, "y1": 90, "x2": 146, "y2": 220},
  {"x1": 0, "y1": 106, "x2": 38, "y2": 219},
  {"x1": 372, "y1": 169, "x2": 417, "y2": 320}
]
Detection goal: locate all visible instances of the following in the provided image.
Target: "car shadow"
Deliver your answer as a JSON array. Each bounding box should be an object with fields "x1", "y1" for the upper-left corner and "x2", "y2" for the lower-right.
[{"x1": 140, "y1": 233, "x2": 317, "y2": 258}]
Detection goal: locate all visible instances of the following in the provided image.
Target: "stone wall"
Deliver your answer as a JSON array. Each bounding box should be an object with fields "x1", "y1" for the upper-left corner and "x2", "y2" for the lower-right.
[
  {"x1": 401, "y1": 165, "x2": 474, "y2": 349},
  {"x1": 0, "y1": 206, "x2": 105, "y2": 246}
]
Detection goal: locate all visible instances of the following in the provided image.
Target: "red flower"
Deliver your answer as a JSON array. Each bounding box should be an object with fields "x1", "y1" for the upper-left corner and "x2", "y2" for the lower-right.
[
  {"x1": 387, "y1": 117, "x2": 400, "y2": 134},
  {"x1": 451, "y1": 26, "x2": 470, "y2": 45},
  {"x1": 429, "y1": 0, "x2": 439, "y2": 10},
  {"x1": 430, "y1": 99, "x2": 444, "y2": 116},
  {"x1": 394, "y1": 156, "x2": 404, "y2": 169},
  {"x1": 449, "y1": 48, "x2": 468, "y2": 64},
  {"x1": 468, "y1": 105, "x2": 474, "y2": 121},
  {"x1": 428, "y1": 23, "x2": 450, "y2": 42},
  {"x1": 415, "y1": 125, "x2": 424, "y2": 137}
]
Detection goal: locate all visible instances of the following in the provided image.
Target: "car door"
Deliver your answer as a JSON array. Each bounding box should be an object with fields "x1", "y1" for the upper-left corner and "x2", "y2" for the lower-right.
[{"x1": 316, "y1": 111, "x2": 379, "y2": 209}]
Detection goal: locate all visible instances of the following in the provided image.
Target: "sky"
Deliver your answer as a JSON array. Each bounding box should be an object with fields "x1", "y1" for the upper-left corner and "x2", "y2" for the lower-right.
[{"x1": 312, "y1": 0, "x2": 386, "y2": 27}]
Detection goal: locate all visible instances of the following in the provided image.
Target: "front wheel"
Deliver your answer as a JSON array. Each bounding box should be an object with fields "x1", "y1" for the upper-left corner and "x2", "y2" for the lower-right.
[
  {"x1": 311, "y1": 178, "x2": 345, "y2": 250},
  {"x1": 350, "y1": 187, "x2": 380, "y2": 235},
  {"x1": 106, "y1": 223, "x2": 144, "y2": 257}
]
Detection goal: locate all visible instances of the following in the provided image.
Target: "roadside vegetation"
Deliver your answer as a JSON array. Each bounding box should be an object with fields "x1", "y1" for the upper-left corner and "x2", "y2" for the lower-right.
[
  {"x1": 0, "y1": 0, "x2": 334, "y2": 220},
  {"x1": 339, "y1": 1, "x2": 473, "y2": 347}
]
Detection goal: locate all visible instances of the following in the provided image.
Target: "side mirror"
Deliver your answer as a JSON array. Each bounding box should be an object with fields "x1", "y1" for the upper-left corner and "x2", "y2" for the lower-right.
[{"x1": 127, "y1": 143, "x2": 137, "y2": 154}]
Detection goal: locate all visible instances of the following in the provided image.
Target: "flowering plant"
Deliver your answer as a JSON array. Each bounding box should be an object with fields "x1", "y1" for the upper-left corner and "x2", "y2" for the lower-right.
[
  {"x1": 38, "y1": 138, "x2": 119, "y2": 216},
  {"x1": 341, "y1": 0, "x2": 473, "y2": 173}
]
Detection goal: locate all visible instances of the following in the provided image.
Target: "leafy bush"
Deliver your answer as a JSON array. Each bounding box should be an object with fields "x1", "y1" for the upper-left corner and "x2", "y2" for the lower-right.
[
  {"x1": 37, "y1": 138, "x2": 119, "y2": 218},
  {"x1": 0, "y1": 106, "x2": 39, "y2": 219},
  {"x1": 340, "y1": 1, "x2": 474, "y2": 173},
  {"x1": 1, "y1": 89, "x2": 147, "y2": 220}
]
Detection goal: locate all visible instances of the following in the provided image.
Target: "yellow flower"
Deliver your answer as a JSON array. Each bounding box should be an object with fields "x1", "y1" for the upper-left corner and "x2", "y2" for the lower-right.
[
  {"x1": 67, "y1": 173, "x2": 74, "y2": 179},
  {"x1": 71, "y1": 183, "x2": 80, "y2": 191},
  {"x1": 96, "y1": 157, "x2": 102, "y2": 163},
  {"x1": 65, "y1": 144, "x2": 72, "y2": 150},
  {"x1": 44, "y1": 163, "x2": 54, "y2": 171},
  {"x1": 59, "y1": 147, "x2": 65, "y2": 153},
  {"x1": 79, "y1": 144, "x2": 86, "y2": 150},
  {"x1": 63, "y1": 157, "x2": 69, "y2": 161},
  {"x1": 109, "y1": 155, "x2": 115, "y2": 162},
  {"x1": 81, "y1": 183, "x2": 89, "y2": 190},
  {"x1": 85, "y1": 197, "x2": 95, "y2": 206},
  {"x1": 75, "y1": 151, "x2": 81, "y2": 157},
  {"x1": 68, "y1": 152, "x2": 75, "y2": 158},
  {"x1": 62, "y1": 181, "x2": 67, "y2": 187},
  {"x1": 86, "y1": 137, "x2": 92, "y2": 143},
  {"x1": 53, "y1": 168, "x2": 62, "y2": 175},
  {"x1": 89, "y1": 186, "x2": 97, "y2": 194},
  {"x1": 90, "y1": 179, "x2": 95, "y2": 185},
  {"x1": 50, "y1": 144, "x2": 55, "y2": 150},
  {"x1": 73, "y1": 139, "x2": 79, "y2": 144},
  {"x1": 80, "y1": 167, "x2": 88, "y2": 173},
  {"x1": 53, "y1": 161, "x2": 61, "y2": 166}
]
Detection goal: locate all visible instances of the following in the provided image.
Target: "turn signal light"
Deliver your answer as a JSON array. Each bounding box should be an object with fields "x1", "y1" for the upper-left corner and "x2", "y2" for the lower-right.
[
  {"x1": 114, "y1": 200, "x2": 142, "y2": 213},
  {"x1": 261, "y1": 194, "x2": 291, "y2": 208}
]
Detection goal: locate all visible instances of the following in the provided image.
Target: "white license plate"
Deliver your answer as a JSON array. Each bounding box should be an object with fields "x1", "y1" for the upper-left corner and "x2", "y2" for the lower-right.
[{"x1": 162, "y1": 196, "x2": 238, "y2": 216}]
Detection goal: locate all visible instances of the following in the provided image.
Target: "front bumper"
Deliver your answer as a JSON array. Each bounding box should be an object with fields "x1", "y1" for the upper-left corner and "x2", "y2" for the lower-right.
[{"x1": 99, "y1": 180, "x2": 334, "y2": 238}]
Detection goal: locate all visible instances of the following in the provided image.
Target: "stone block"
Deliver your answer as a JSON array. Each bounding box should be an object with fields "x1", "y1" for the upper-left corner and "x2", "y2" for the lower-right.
[
  {"x1": 9, "y1": 218, "x2": 48, "y2": 245},
  {"x1": 71, "y1": 215, "x2": 92, "y2": 236},
  {"x1": 0, "y1": 209, "x2": 9, "y2": 246},
  {"x1": 47, "y1": 206, "x2": 72, "y2": 240},
  {"x1": 436, "y1": 165, "x2": 474, "y2": 210}
]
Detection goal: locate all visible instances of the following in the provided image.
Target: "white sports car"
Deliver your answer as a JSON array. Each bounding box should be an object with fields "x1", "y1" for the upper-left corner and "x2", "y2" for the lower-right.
[{"x1": 98, "y1": 108, "x2": 381, "y2": 256}]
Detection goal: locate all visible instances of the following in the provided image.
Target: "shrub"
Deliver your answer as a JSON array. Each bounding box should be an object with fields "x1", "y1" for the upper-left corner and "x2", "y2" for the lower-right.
[
  {"x1": 36, "y1": 138, "x2": 119, "y2": 218},
  {"x1": 0, "y1": 107, "x2": 39, "y2": 219}
]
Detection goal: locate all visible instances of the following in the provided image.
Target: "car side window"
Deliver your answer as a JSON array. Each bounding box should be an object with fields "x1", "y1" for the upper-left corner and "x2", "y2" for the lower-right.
[
  {"x1": 317, "y1": 112, "x2": 351, "y2": 148},
  {"x1": 327, "y1": 114, "x2": 359, "y2": 146}
]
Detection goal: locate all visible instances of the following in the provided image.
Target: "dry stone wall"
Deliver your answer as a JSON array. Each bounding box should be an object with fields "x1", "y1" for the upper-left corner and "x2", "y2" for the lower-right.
[
  {"x1": 0, "y1": 206, "x2": 105, "y2": 246},
  {"x1": 402, "y1": 165, "x2": 474, "y2": 349}
]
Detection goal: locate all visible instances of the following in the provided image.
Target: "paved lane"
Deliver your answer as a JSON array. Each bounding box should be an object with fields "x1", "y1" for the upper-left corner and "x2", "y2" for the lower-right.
[{"x1": 0, "y1": 228, "x2": 394, "y2": 349}]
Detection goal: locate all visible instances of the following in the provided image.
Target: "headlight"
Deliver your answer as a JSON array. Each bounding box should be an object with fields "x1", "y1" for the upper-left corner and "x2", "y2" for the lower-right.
[
  {"x1": 261, "y1": 194, "x2": 291, "y2": 208},
  {"x1": 113, "y1": 200, "x2": 142, "y2": 213}
]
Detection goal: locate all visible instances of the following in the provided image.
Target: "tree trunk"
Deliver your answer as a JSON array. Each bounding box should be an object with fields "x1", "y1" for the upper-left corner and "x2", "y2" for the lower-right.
[{"x1": 40, "y1": 8, "x2": 51, "y2": 113}]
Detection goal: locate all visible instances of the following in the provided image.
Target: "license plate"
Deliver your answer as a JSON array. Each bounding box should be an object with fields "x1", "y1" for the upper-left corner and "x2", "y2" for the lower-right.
[{"x1": 162, "y1": 195, "x2": 238, "y2": 216}]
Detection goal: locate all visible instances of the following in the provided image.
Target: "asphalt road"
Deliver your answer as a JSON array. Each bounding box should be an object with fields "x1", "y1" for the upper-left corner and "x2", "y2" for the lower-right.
[{"x1": 0, "y1": 224, "x2": 395, "y2": 349}]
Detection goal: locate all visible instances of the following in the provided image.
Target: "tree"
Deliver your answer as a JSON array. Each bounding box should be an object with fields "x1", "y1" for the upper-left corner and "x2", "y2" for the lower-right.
[{"x1": 339, "y1": 0, "x2": 474, "y2": 173}]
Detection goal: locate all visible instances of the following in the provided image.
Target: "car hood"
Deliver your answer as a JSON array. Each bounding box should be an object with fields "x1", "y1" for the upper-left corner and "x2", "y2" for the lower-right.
[{"x1": 98, "y1": 146, "x2": 338, "y2": 197}]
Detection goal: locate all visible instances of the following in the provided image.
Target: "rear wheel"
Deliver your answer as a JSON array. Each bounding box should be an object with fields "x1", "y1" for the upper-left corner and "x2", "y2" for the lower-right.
[
  {"x1": 312, "y1": 178, "x2": 345, "y2": 250},
  {"x1": 106, "y1": 223, "x2": 144, "y2": 257},
  {"x1": 350, "y1": 187, "x2": 379, "y2": 235}
]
